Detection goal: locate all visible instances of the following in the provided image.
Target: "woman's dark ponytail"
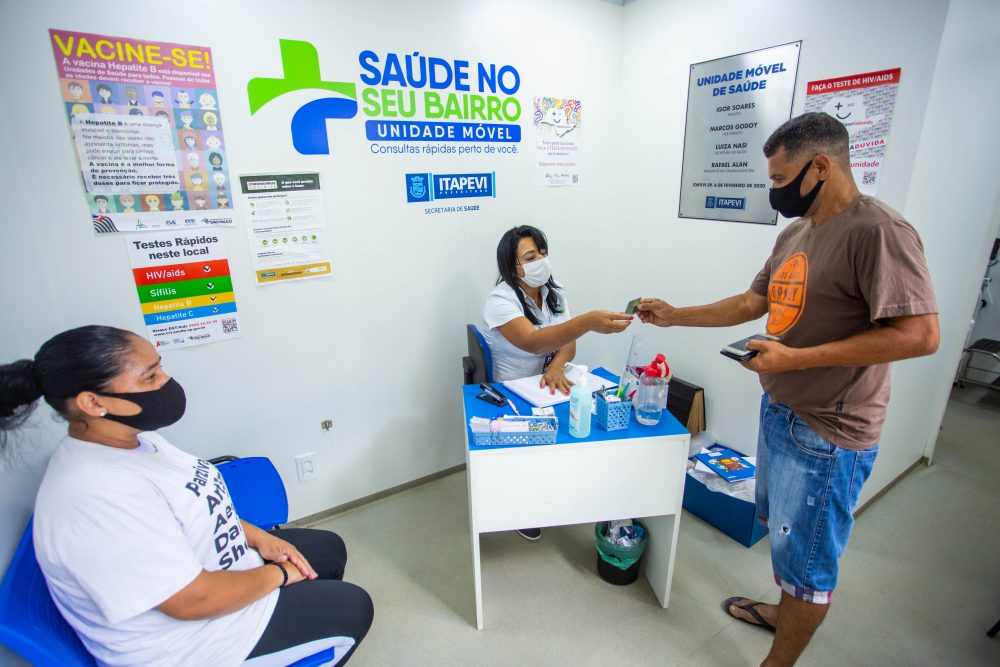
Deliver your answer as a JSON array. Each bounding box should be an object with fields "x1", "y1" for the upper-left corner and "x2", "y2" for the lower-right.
[
  {"x1": 0, "y1": 359, "x2": 44, "y2": 433},
  {"x1": 0, "y1": 326, "x2": 136, "y2": 447}
]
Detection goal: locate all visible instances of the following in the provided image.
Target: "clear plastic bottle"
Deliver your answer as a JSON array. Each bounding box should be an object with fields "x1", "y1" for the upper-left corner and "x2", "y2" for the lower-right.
[
  {"x1": 636, "y1": 364, "x2": 668, "y2": 426},
  {"x1": 619, "y1": 335, "x2": 645, "y2": 400},
  {"x1": 568, "y1": 366, "x2": 592, "y2": 438}
]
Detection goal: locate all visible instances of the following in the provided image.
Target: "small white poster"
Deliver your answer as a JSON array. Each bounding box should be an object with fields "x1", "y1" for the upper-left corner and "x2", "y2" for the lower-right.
[
  {"x1": 533, "y1": 97, "x2": 581, "y2": 186},
  {"x1": 127, "y1": 231, "x2": 241, "y2": 349},
  {"x1": 804, "y1": 68, "x2": 901, "y2": 197},
  {"x1": 239, "y1": 173, "x2": 332, "y2": 284}
]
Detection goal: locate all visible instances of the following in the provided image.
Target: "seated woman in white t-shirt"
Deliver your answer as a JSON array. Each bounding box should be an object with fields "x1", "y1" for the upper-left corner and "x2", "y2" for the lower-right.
[
  {"x1": 0, "y1": 326, "x2": 373, "y2": 667},
  {"x1": 482, "y1": 226, "x2": 632, "y2": 539}
]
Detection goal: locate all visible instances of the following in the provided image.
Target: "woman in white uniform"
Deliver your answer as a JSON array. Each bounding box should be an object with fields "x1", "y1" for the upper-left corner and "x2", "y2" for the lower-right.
[
  {"x1": 0, "y1": 325, "x2": 373, "y2": 666},
  {"x1": 482, "y1": 226, "x2": 632, "y2": 540}
]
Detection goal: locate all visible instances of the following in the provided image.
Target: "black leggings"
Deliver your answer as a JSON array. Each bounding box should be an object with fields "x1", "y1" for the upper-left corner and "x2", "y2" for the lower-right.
[{"x1": 246, "y1": 528, "x2": 374, "y2": 665}]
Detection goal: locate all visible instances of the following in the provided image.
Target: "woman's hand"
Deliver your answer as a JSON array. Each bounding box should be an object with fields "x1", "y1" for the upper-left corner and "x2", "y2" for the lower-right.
[
  {"x1": 541, "y1": 365, "x2": 574, "y2": 396},
  {"x1": 276, "y1": 560, "x2": 308, "y2": 587},
  {"x1": 581, "y1": 310, "x2": 633, "y2": 334},
  {"x1": 254, "y1": 531, "x2": 317, "y2": 581}
]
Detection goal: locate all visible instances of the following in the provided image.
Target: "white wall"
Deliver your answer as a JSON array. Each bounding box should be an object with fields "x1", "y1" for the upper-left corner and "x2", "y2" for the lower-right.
[
  {"x1": 0, "y1": 0, "x2": 625, "y2": 574},
  {"x1": 900, "y1": 0, "x2": 1000, "y2": 463},
  {"x1": 0, "y1": 96, "x2": 73, "y2": 667},
  {"x1": 617, "y1": 0, "x2": 999, "y2": 504}
]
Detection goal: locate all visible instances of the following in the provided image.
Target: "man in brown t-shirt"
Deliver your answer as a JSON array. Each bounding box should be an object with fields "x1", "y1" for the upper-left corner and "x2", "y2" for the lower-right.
[{"x1": 639, "y1": 112, "x2": 938, "y2": 666}]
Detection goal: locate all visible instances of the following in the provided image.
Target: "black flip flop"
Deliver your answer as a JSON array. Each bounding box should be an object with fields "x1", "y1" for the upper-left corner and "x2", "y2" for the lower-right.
[{"x1": 723, "y1": 596, "x2": 777, "y2": 633}]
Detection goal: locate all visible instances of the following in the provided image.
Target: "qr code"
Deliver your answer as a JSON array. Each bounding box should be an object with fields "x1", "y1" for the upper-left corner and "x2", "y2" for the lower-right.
[
  {"x1": 222, "y1": 318, "x2": 239, "y2": 334},
  {"x1": 572, "y1": 174, "x2": 579, "y2": 184},
  {"x1": 862, "y1": 171, "x2": 877, "y2": 186}
]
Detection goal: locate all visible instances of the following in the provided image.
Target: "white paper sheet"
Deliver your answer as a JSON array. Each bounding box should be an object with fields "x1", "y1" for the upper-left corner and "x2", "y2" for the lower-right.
[{"x1": 502, "y1": 371, "x2": 617, "y2": 408}]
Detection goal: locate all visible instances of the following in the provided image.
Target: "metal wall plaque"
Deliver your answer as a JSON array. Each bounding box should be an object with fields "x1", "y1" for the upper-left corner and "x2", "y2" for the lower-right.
[{"x1": 679, "y1": 42, "x2": 801, "y2": 225}]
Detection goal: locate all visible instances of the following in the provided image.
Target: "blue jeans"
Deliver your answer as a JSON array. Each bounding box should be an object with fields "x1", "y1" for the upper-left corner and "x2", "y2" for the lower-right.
[{"x1": 755, "y1": 396, "x2": 878, "y2": 604}]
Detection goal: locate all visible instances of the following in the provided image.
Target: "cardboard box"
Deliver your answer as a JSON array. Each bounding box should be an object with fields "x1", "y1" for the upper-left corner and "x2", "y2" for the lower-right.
[{"x1": 682, "y1": 447, "x2": 768, "y2": 548}]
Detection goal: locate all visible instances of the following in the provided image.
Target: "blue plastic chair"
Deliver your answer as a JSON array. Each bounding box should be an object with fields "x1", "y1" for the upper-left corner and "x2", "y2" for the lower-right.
[
  {"x1": 463, "y1": 323, "x2": 494, "y2": 384},
  {"x1": 0, "y1": 518, "x2": 96, "y2": 666},
  {"x1": 212, "y1": 456, "x2": 290, "y2": 531},
  {"x1": 0, "y1": 457, "x2": 335, "y2": 667}
]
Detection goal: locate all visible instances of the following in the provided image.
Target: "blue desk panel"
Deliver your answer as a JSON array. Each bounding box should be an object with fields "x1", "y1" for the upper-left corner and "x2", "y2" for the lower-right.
[{"x1": 464, "y1": 367, "x2": 688, "y2": 451}]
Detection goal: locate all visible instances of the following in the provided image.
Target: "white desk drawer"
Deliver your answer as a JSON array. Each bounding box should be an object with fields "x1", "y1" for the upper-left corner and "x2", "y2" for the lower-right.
[{"x1": 468, "y1": 436, "x2": 688, "y2": 533}]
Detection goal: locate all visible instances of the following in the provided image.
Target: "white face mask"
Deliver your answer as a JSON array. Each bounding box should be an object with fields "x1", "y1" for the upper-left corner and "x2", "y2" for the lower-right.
[{"x1": 520, "y1": 256, "x2": 552, "y2": 288}]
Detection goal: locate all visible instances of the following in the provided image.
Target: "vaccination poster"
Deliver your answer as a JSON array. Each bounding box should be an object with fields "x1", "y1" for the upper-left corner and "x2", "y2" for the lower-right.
[
  {"x1": 49, "y1": 29, "x2": 235, "y2": 233},
  {"x1": 804, "y1": 68, "x2": 901, "y2": 197},
  {"x1": 127, "y1": 232, "x2": 241, "y2": 349},
  {"x1": 239, "y1": 173, "x2": 333, "y2": 284},
  {"x1": 533, "y1": 97, "x2": 581, "y2": 186},
  {"x1": 679, "y1": 42, "x2": 801, "y2": 225}
]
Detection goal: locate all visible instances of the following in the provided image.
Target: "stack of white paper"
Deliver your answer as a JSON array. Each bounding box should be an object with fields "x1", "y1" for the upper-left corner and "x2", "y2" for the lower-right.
[{"x1": 502, "y1": 371, "x2": 617, "y2": 408}]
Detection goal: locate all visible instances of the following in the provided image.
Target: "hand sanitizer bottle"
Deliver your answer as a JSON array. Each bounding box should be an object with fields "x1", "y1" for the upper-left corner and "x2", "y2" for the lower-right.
[{"x1": 569, "y1": 365, "x2": 592, "y2": 438}]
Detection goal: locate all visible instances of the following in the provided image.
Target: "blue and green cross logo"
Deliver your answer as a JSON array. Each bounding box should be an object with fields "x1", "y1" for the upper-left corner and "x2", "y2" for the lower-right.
[{"x1": 247, "y1": 40, "x2": 358, "y2": 155}]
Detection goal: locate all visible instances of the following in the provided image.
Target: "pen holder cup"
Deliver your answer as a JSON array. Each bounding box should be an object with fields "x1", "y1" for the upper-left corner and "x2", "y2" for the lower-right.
[{"x1": 596, "y1": 394, "x2": 632, "y2": 431}]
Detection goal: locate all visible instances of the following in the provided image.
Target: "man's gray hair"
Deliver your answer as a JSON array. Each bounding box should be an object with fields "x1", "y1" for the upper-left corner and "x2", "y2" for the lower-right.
[{"x1": 763, "y1": 112, "x2": 849, "y2": 161}]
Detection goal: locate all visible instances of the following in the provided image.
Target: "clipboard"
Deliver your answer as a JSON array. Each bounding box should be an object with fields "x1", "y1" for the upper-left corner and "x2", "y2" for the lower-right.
[{"x1": 501, "y1": 371, "x2": 617, "y2": 408}]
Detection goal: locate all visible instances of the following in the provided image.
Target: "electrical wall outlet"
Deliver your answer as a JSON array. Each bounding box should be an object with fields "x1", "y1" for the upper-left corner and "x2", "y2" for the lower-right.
[{"x1": 295, "y1": 453, "x2": 316, "y2": 482}]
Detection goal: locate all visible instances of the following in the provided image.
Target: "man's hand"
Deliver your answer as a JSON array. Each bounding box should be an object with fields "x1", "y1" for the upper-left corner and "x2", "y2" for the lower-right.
[
  {"x1": 636, "y1": 298, "x2": 676, "y2": 327},
  {"x1": 742, "y1": 314, "x2": 940, "y2": 374},
  {"x1": 254, "y1": 531, "x2": 317, "y2": 581},
  {"x1": 742, "y1": 339, "x2": 802, "y2": 374},
  {"x1": 540, "y1": 365, "x2": 573, "y2": 396}
]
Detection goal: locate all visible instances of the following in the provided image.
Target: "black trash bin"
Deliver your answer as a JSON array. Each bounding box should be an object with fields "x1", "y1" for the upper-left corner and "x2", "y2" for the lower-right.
[{"x1": 594, "y1": 520, "x2": 648, "y2": 586}]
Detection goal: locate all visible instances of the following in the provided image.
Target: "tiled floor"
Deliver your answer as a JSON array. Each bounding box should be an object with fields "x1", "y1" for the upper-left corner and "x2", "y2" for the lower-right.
[{"x1": 311, "y1": 388, "x2": 1000, "y2": 666}]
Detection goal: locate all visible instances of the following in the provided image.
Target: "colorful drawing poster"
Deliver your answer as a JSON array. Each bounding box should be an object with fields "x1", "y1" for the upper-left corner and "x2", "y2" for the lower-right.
[
  {"x1": 239, "y1": 173, "x2": 332, "y2": 284},
  {"x1": 49, "y1": 29, "x2": 235, "y2": 233},
  {"x1": 533, "y1": 97, "x2": 581, "y2": 186},
  {"x1": 804, "y1": 68, "x2": 901, "y2": 196},
  {"x1": 679, "y1": 42, "x2": 801, "y2": 225},
  {"x1": 127, "y1": 232, "x2": 241, "y2": 349}
]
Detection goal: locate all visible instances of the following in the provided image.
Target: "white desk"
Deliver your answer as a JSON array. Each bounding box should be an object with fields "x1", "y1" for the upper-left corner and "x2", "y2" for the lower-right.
[{"x1": 462, "y1": 369, "x2": 690, "y2": 629}]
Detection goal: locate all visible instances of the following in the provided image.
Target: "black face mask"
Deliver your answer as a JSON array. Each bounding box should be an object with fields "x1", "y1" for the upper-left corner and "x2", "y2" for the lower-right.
[
  {"x1": 99, "y1": 377, "x2": 187, "y2": 431},
  {"x1": 769, "y1": 160, "x2": 823, "y2": 219}
]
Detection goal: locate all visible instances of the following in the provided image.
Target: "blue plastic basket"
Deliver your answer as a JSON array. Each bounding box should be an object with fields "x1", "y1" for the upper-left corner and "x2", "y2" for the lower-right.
[
  {"x1": 596, "y1": 394, "x2": 632, "y2": 431},
  {"x1": 470, "y1": 416, "x2": 558, "y2": 446}
]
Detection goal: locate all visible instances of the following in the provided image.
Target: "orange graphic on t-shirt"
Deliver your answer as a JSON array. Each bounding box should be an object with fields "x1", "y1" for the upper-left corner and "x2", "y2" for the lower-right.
[{"x1": 766, "y1": 252, "x2": 808, "y2": 336}]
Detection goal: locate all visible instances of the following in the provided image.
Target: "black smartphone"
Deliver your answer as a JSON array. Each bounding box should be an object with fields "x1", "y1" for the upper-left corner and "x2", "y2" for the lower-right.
[{"x1": 720, "y1": 334, "x2": 773, "y2": 362}]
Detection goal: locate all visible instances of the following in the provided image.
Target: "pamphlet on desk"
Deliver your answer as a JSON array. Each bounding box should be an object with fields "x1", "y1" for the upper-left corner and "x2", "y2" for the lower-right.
[
  {"x1": 694, "y1": 447, "x2": 756, "y2": 483},
  {"x1": 502, "y1": 371, "x2": 617, "y2": 408}
]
